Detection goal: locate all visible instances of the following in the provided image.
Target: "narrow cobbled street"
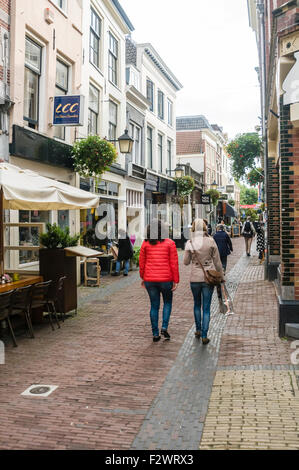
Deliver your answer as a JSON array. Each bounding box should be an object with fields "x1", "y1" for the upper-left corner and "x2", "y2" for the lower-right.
[{"x1": 0, "y1": 237, "x2": 298, "y2": 450}]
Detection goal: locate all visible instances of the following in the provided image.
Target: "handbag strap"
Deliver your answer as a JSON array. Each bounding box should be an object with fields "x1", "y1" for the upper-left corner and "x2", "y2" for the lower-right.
[{"x1": 190, "y1": 240, "x2": 209, "y2": 283}]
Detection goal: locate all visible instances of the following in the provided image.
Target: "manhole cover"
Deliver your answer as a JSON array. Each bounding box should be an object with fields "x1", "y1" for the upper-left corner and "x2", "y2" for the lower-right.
[
  {"x1": 21, "y1": 385, "x2": 58, "y2": 397},
  {"x1": 30, "y1": 386, "x2": 51, "y2": 395}
]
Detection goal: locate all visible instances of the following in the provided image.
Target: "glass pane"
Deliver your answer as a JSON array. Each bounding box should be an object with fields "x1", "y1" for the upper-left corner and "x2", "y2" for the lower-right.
[
  {"x1": 109, "y1": 53, "x2": 117, "y2": 84},
  {"x1": 54, "y1": 86, "x2": 66, "y2": 139},
  {"x1": 88, "y1": 109, "x2": 97, "y2": 135},
  {"x1": 96, "y1": 180, "x2": 108, "y2": 194},
  {"x1": 56, "y1": 60, "x2": 68, "y2": 90},
  {"x1": 90, "y1": 31, "x2": 99, "y2": 66},
  {"x1": 91, "y1": 8, "x2": 101, "y2": 36},
  {"x1": 109, "y1": 33, "x2": 118, "y2": 56},
  {"x1": 89, "y1": 84, "x2": 99, "y2": 113},
  {"x1": 58, "y1": 210, "x2": 69, "y2": 230},
  {"x1": 108, "y1": 182, "x2": 119, "y2": 196},
  {"x1": 24, "y1": 68, "x2": 38, "y2": 121},
  {"x1": 19, "y1": 210, "x2": 50, "y2": 265},
  {"x1": 109, "y1": 101, "x2": 117, "y2": 125},
  {"x1": 25, "y1": 38, "x2": 41, "y2": 73}
]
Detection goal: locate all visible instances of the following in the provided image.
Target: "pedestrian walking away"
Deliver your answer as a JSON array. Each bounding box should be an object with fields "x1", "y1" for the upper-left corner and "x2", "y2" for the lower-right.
[
  {"x1": 139, "y1": 220, "x2": 179, "y2": 342},
  {"x1": 213, "y1": 223, "x2": 233, "y2": 313},
  {"x1": 213, "y1": 224, "x2": 233, "y2": 274},
  {"x1": 256, "y1": 221, "x2": 265, "y2": 264},
  {"x1": 241, "y1": 216, "x2": 256, "y2": 256},
  {"x1": 112, "y1": 229, "x2": 134, "y2": 276},
  {"x1": 184, "y1": 218, "x2": 225, "y2": 345}
]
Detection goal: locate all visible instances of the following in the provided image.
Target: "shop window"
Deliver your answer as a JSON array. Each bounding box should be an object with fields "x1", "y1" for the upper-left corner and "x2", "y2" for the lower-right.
[{"x1": 19, "y1": 210, "x2": 49, "y2": 265}]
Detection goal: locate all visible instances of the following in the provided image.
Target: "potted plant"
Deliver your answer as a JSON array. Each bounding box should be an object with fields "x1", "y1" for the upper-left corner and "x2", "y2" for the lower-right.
[
  {"x1": 72, "y1": 135, "x2": 118, "y2": 178},
  {"x1": 39, "y1": 224, "x2": 80, "y2": 315}
]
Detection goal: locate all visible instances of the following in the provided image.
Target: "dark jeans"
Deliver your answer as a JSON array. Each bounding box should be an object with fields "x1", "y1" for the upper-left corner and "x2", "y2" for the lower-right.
[
  {"x1": 220, "y1": 255, "x2": 227, "y2": 274},
  {"x1": 144, "y1": 282, "x2": 173, "y2": 337},
  {"x1": 190, "y1": 282, "x2": 214, "y2": 339}
]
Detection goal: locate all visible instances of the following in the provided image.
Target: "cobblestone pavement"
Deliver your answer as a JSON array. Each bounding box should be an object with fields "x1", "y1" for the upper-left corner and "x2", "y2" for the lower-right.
[{"x1": 0, "y1": 236, "x2": 297, "y2": 450}]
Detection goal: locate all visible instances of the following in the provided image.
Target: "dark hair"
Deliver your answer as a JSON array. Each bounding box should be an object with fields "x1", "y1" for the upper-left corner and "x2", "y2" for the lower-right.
[{"x1": 146, "y1": 219, "x2": 166, "y2": 245}]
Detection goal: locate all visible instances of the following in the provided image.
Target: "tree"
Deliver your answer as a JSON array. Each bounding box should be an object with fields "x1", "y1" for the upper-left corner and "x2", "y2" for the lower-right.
[
  {"x1": 246, "y1": 167, "x2": 264, "y2": 187},
  {"x1": 240, "y1": 185, "x2": 258, "y2": 205},
  {"x1": 226, "y1": 133, "x2": 262, "y2": 181}
]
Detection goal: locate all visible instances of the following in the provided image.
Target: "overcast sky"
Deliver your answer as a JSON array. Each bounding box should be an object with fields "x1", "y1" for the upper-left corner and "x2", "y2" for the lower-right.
[{"x1": 120, "y1": 0, "x2": 261, "y2": 140}]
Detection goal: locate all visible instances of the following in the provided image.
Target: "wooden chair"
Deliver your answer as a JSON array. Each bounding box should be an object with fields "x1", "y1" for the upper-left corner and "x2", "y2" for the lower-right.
[
  {"x1": 0, "y1": 290, "x2": 17, "y2": 347},
  {"x1": 11, "y1": 285, "x2": 35, "y2": 340},
  {"x1": 31, "y1": 280, "x2": 60, "y2": 331}
]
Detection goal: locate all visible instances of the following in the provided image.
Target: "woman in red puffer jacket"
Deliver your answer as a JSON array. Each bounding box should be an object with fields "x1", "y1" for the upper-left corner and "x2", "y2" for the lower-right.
[{"x1": 139, "y1": 220, "x2": 179, "y2": 343}]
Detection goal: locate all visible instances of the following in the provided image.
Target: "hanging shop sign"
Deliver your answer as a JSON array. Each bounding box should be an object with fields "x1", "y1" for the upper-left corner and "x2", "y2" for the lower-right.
[
  {"x1": 200, "y1": 194, "x2": 211, "y2": 205},
  {"x1": 53, "y1": 95, "x2": 85, "y2": 126},
  {"x1": 226, "y1": 185, "x2": 234, "y2": 193}
]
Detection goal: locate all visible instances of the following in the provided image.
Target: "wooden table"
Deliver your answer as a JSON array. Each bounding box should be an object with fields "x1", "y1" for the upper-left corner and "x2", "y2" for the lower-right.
[{"x1": 0, "y1": 275, "x2": 43, "y2": 294}]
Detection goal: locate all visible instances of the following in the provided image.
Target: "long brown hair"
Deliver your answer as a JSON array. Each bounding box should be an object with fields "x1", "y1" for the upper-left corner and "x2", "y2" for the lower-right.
[{"x1": 145, "y1": 219, "x2": 166, "y2": 245}]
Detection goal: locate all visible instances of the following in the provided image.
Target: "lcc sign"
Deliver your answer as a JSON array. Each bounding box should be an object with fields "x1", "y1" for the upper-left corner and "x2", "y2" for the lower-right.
[{"x1": 53, "y1": 95, "x2": 85, "y2": 126}]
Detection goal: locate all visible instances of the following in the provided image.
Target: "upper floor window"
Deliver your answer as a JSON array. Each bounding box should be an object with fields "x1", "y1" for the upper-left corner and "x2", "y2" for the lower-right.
[
  {"x1": 158, "y1": 134, "x2": 163, "y2": 173},
  {"x1": 109, "y1": 100, "x2": 118, "y2": 141},
  {"x1": 146, "y1": 79, "x2": 154, "y2": 112},
  {"x1": 24, "y1": 38, "x2": 42, "y2": 129},
  {"x1": 167, "y1": 139, "x2": 172, "y2": 173},
  {"x1": 108, "y1": 33, "x2": 118, "y2": 86},
  {"x1": 53, "y1": 0, "x2": 67, "y2": 11},
  {"x1": 90, "y1": 8, "x2": 101, "y2": 68},
  {"x1": 158, "y1": 90, "x2": 164, "y2": 120},
  {"x1": 126, "y1": 66, "x2": 140, "y2": 91},
  {"x1": 129, "y1": 123, "x2": 141, "y2": 165},
  {"x1": 88, "y1": 84, "x2": 100, "y2": 135},
  {"x1": 147, "y1": 126, "x2": 153, "y2": 169},
  {"x1": 167, "y1": 99, "x2": 173, "y2": 127},
  {"x1": 54, "y1": 59, "x2": 69, "y2": 140}
]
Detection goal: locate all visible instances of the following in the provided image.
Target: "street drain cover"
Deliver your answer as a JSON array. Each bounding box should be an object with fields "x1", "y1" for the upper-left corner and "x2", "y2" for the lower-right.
[{"x1": 21, "y1": 385, "x2": 58, "y2": 397}]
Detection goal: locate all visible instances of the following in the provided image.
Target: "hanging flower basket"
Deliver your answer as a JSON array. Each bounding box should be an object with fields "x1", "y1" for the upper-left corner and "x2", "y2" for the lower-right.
[
  {"x1": 72, "y1": 136, "x2": 118, "y2": 178},
  {"x1": 206, "y1": 189, "x2": 220, "y2": 206},
  {"x1": 175, "y1": 176, "x2": 195, "y2": 197}
]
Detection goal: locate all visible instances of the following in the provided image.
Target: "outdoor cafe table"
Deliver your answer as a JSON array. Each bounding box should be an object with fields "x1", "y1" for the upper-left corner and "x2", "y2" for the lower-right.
[
  {"x1": 0, "y1": 275, "x2": 43, "y2": 324},
  {"x1": 0, "y1": 275, "x2": 43, "y2": 294}
]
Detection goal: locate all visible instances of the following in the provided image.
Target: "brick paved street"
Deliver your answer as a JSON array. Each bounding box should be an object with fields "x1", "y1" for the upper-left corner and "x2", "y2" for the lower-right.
[{"x1": 0, "y1": 237, "x2": 298, "y2": 450}]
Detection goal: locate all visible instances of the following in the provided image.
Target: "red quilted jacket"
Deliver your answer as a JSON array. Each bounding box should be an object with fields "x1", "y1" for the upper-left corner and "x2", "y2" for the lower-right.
[{"x1": 139, "y1": 239, "x2": 180, "y2": 283}]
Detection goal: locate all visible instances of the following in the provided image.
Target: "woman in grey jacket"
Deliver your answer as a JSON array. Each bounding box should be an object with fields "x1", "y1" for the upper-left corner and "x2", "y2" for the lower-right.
[{"x1": 184, "y1": 219, "x2": 225, "y2": 345}]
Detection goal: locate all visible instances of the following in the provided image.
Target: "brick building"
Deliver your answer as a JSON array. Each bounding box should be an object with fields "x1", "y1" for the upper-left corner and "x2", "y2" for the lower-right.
[
  {"x1": 248, "y1": 0, "x2": 299, "y2": 336},
  {"x1": 0, "y1": 0, "x2": 11, "y2": 160}
]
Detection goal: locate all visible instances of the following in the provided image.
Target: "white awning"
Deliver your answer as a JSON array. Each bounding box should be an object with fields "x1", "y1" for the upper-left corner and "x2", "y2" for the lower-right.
[{"x1": 0, "y1": 163, "x2": 99, "y2": 210}]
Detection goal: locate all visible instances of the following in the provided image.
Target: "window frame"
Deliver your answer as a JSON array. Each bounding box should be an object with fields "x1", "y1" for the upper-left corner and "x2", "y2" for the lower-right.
[
  {"x1": 167, "y1": 139, "x2": 172, "y2": 173},
  {"x1": 24, "y1": 37, "x2": 42, "y2": 128},
  {"x1": 167, "y1": 99, "x2": 173, "y2": 127},
  {"x1": 54, "y1": 59, "x2": 69, "y2": 141},
  {"x1": 158, "y1": 90, "x2": 164, "y2": 120},
  {"x1": 88, "y1": 83, "x2": 100, "y2": 136},
  {"x1": 147, "y1": 126, "x2": 153, "y2": 170},
  {"x1": 108, "y1": 100, "x2": 118, "y2": 142},
  {"x1": 52, "y1": 0, "x2": 67, "y2": 12},
  {"x1": 90, "y1": 7, "x2": 101, "y2": 68},
  {"x1": 108, "y1": 32, "x2": 118, "y2": 86},
  {"x1": 158, "y1": 133, "x2": 163, "y2": 173},
  {"x1": 146, "y1": 79, "x2": 154, "y2": 112}
]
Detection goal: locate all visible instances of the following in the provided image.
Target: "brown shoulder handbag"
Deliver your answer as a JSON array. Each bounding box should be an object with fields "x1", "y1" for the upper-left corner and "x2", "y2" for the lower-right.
[{"x1": 190, "y1": 241, "x2": 223, "y2": 286}]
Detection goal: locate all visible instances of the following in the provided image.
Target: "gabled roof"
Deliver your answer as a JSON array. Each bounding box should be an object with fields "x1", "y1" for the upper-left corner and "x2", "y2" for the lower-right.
[
  {"x1": 111, "y1": 0, "x2": 134, "y2": 32},
  {"x1": 138, "y1": 43, "x2": 183, "y2": 91},
  {"x1": 176, "y1": 115, "x2": 213, "y2": 131},
  {"x1": 176, "y1": 131, "x2": 204, "y2": 155}
]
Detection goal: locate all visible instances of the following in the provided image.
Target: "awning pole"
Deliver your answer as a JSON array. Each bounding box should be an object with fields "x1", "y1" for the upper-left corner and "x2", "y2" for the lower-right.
[{"x1": 0, "y1": 188, "x2": 4, "y2": 276}]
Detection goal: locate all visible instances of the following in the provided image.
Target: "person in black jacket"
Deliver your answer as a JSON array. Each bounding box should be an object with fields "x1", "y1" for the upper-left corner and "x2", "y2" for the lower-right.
[
  {"x1": 213, "y1": 224, "x2": 233, "y2": 273},
  {"x1": 112, "y1": 229, "x2": 134, "y2": 276}
]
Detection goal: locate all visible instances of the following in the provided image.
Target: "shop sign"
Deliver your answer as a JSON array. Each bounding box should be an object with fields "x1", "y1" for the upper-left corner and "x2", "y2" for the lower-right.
[
  {"x1": 226, "y1": 185, "x2": 234, "y2": 193},
  {"x1": 200, "y1": 194, "x2": 211, "y2": 205},
  {"x1": 53, "y1": 95, "x2": 85, "y2": 126}
]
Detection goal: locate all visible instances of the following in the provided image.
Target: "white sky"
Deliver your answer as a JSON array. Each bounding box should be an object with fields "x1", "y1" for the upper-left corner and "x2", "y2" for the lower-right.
[{"x1": 120, "y1": 0, "x2": 261, "y2": 140}]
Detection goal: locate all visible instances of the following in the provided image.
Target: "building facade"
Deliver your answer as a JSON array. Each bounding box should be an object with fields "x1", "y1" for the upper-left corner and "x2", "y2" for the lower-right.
[
  {"x1": 248, "y1": 0, "x2": 299, "y2": 335},
  {"x1": 7, "y1": 0, "x2": 84, "y2": 272},
  {"x1": 0, "y1": 0, "x2": 10, "y2": 161}
]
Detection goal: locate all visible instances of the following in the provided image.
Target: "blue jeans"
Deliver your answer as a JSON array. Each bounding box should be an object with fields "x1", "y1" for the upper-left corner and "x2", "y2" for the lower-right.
[
  {"x1": 190, "y1": 283, "x2": 214, "y2": 338},
  {"x1": 144, "y1": 282, "x2": 173, "y2": 337},
  {"x1": 116, "y1": 260, "x2": 130, "y2": 274}
]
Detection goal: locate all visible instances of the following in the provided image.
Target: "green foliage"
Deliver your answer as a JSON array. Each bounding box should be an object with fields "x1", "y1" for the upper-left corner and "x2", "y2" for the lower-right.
[
  {"x1": 175, "y1": 176, "x2": 195, "y2": 197},
  {"x1": 39, "y1": 223, "x2": 80, "y2": 249},
  {"x1": 226, "y1": 133, "x2": 262, "y2": 181},
  {"x1": 240, "y1": 185, "x2": 258, "y2": 205},
  {"x1": 206, "y1": 189, "x2": 221, "y2": 206},
  {"x1": 246, "y1": 167, "x2": 264, "y2": 186},
  {"x1": 72, "y1": 135, "x2": 118, "y2": 178},
  {"x1": 228, "y1": 199, "x2": 235, "y2": 206},
  {"x1": 132, "y1": 246, "x2": 141, "y2": 267},
  {"x1": 245, "y1": 209, "x2": 258, "y2": 221}
]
